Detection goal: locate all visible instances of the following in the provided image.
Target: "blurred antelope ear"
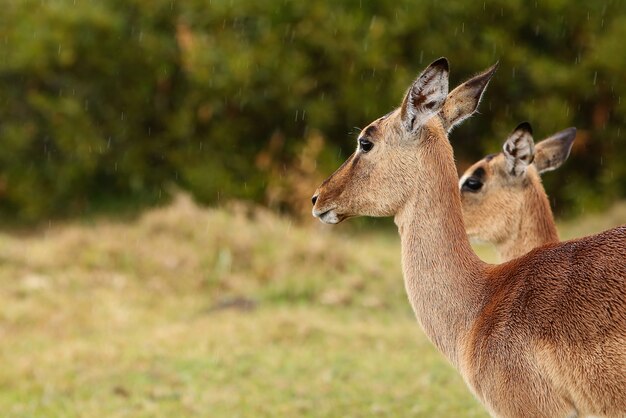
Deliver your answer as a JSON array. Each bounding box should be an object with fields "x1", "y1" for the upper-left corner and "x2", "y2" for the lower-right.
[
  {"x1": 440, "y1": 62, "x2": 498, "y2": 132},
  {"x1": 401, "y1": 57, "x2": 449, "y2": 133},
  {"x1": 503, "y1": 122, "x2": 535, "y2": 177},
  {"x1": 534, "y1": 127, "x2": 576, "y2": 174}
]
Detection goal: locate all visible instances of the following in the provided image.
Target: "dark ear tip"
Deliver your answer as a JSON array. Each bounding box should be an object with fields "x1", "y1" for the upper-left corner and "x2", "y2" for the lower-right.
[
  {"x1": 431, "y1": 57, "x2": 449, "y2": 72},
  {"x1": 472, "y1": 61, "x2": 498, "y2": 85},
  {"x1": 562, "y1": 127, "x2": 577, "y2": 143},
  {"x1": 515, "y1": 121, "x2": 533, "y2": 135}
]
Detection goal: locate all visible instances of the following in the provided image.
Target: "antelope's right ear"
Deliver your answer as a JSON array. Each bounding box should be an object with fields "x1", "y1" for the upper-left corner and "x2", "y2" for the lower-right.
[
  {"x1": 534, "y1": 127, "x2": 577, "y2": 174},
  {"x1": 401, "y1": 57, "x2": 449, "y2": 133},
  {"x1": 503, "y1": 122, "x2": 535, "y2": 177},
  {"x1": 440, "y1": 62, "x2": 498, "y2": 132}
]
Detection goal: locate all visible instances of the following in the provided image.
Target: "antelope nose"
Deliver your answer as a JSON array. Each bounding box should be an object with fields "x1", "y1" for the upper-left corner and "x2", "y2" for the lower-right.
[{"x1": 311, "y1": 194, "x2": 318, "y2": 205}]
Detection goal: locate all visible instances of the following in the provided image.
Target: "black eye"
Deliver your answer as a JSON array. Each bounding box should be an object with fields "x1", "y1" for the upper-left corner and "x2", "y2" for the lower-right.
[
  {"x1": 359, "y1": 138, "x2": 374, "y2": 153},
  {"x1": 462, "y1": 177, "x2": 483, "y2": 192}
]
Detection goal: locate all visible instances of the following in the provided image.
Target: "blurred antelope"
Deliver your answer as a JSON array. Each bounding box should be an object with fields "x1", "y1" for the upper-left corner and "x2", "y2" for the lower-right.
[
  {"x1": 460, "y1": 123, "x2": 576, "y2": 261},
  {"x1": 311, "y1": 58, "x2": 626, "y2": 418}
]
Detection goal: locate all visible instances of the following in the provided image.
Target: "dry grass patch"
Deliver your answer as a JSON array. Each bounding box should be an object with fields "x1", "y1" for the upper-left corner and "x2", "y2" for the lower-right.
[{"x1": 0, "y1": 194, "x2": 622, "y2": 417}]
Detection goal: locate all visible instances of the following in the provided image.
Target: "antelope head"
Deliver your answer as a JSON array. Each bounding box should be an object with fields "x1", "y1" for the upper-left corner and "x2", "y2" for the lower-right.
[
  {"x1": 459, "y1": 123, "x2": 576, "y2": 244},
  {"x1": 312, "y1": 58, "x2": 498, "y2": 224}
]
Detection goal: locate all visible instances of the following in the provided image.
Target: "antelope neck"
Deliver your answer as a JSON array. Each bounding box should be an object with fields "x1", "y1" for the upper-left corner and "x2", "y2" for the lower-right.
[
  {"x1": 394, "y1": 125, "x2": 488, "y2": 367},
  {"x1": 497, "y1": 176, "x2": 559, "y2": 261}
]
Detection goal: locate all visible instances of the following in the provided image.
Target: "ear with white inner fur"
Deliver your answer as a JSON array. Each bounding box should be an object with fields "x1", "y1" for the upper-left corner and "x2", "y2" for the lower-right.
[
  {"x1": 503, "y1": 122, "x2": 535, "y2": 177},
  {"x1": 401, "y1": 57, "x2": 449, "y2": 133},
  {"x1": 440, "y1": 62, "x2": 499, "y2": 132},
  {"x1": 533, "y1": 127, "x2": 576, "y2": 174}
]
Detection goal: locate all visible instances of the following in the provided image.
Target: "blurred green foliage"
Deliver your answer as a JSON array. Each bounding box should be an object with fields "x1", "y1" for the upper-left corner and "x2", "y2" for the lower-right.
[{"x1": 0, "y1": 0, "x2": 625, "y2": 220}]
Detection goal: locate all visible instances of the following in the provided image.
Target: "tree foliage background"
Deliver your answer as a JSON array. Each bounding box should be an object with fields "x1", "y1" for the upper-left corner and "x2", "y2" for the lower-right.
[{"x1": 0, "y1": 0, "x2": 625, "y2": 221}]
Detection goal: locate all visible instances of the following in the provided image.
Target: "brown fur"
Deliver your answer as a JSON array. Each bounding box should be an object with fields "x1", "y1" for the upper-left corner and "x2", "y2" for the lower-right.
[
  {"x1": 312, "y1": 59, "x2": 626, "y2": 417},
  {"x1": 465, "y1": 230, "x2": 626, "y2": 417}
]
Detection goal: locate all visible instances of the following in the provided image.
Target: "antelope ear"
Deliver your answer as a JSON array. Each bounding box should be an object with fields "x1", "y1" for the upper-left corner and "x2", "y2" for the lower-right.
[
  {"x1": 534, "y1": 127, "x2": 576, "y2": 174},
  {"x1": 401, "y1": 57, "x2": 449, "y2": 133},
  {"x1": 503, "y1": 122, "x2": 535, "y2": 177},
  {"x1": 440, "y1": 62, "x2": 498, "y2": 132}
]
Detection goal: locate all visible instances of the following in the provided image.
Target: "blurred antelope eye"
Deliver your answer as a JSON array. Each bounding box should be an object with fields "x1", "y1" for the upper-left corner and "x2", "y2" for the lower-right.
[
  {"x1": 359, "y1": 138, "x2": 374, "y2": 153},
  {"x1": 462, "y1": 177, "x2": 483, "y2": 192}
]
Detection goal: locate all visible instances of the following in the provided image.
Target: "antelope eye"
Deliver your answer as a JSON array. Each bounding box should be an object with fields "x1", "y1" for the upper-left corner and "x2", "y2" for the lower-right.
[
  {"x1": 462, "y1": 177, "x2": 483, "y2": 192},
  {"x1": 359, "y1": 138, "x2": 374, "y2": 153}
]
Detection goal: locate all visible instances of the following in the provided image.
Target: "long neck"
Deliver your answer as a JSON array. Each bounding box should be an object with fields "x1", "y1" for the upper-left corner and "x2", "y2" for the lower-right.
[
  {"x1": 496, "y1": 175, "x2": 559, "y2": 261},
  {"x1": 394, "y1": 124, "x2": 487, "y2": 367}
]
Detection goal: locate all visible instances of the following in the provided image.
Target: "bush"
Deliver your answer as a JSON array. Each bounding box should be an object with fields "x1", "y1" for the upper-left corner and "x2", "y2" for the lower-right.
[{"x1": 0, "y1": 0, "x2": 624, "y2": 220}]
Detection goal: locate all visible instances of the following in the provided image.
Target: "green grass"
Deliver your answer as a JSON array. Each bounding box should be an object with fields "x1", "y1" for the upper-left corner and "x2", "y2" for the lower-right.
[{"x1": 0, "y1": 195, "x2": 623, "y2": 417}]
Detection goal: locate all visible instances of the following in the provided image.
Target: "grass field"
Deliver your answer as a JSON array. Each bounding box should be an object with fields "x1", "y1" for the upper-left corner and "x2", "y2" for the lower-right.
[{"x1": 0, "y1": 195, "x2": 624, "y2": 417}]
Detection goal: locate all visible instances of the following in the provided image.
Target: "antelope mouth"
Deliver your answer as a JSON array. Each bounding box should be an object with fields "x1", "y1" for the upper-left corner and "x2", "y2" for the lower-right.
[{"x1": 312, "y1": 208, "x2": 343, "y2": 224}]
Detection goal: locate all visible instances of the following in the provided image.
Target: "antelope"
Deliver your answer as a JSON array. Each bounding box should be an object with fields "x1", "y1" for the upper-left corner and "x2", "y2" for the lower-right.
[
  {"x1": 311, "y1": 58, "x2": 626, "y2": 418},
  {"x1": 459, "y1": 123, "x2": 577, "y2": 261}
]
